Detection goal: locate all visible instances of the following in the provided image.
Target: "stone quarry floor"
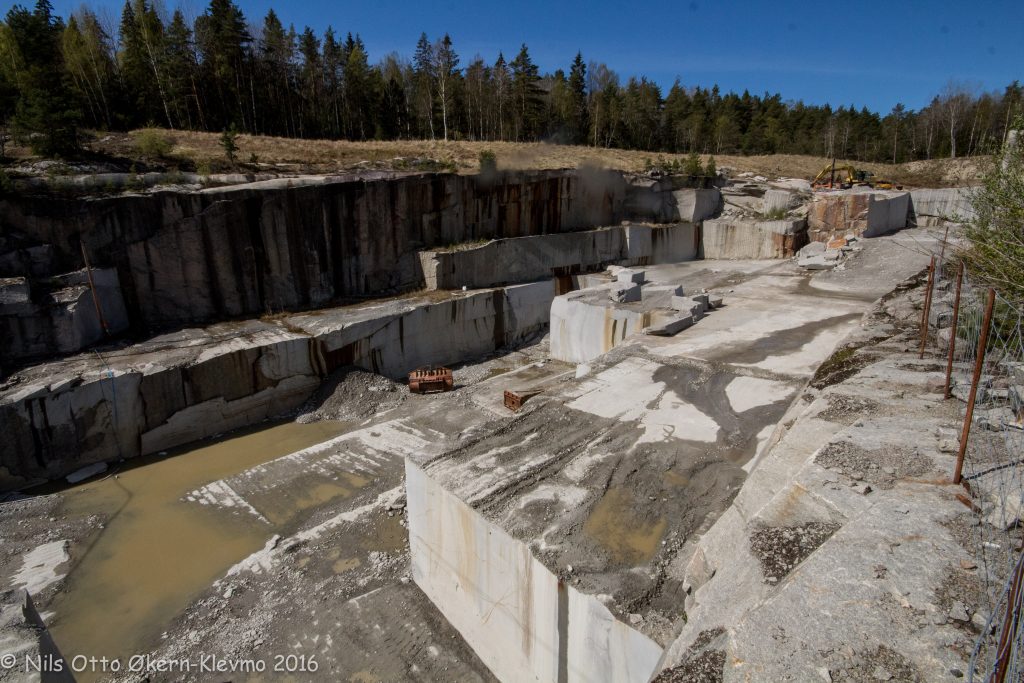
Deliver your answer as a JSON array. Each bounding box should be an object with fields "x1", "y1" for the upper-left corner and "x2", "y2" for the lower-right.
[
  {"x1": 0, "y1": 227, "x2": 945, "y2": 682},
  {"x1": 655, "y1": 263, "x2": 995, "y2": 682}
]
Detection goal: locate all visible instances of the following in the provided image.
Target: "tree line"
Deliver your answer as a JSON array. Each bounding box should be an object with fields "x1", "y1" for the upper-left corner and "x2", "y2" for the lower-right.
[{"x1": 1, "y1": 0, "x2": 1021, "y2": 162}]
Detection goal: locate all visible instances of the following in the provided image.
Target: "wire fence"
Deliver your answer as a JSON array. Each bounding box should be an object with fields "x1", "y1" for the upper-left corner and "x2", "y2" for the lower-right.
[{"x1": 922, "y1": 256, "x2": 1024, "y2": 682}]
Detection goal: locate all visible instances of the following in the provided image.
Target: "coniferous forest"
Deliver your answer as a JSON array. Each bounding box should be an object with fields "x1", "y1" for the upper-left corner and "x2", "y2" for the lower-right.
[{"x1": 1, "y1": 0, "x2": 1021, "y2": 161}]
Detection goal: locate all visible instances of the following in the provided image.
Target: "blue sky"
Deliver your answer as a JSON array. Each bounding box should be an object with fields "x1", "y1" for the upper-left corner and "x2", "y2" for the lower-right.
[{"x1": 30, "y1": 0, "x2": 1024, "y2": 113}]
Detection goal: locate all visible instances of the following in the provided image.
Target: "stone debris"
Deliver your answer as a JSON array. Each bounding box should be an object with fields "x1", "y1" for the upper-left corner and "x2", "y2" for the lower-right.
[
  {"x1": 749, "y1": 522, "x2": 840, "y2": 583},
  {"x1": 948, "y1": 601, "x2": 970, "y2": 622},
  {"x1": 798, "y1": 234, "x2": 861, "y2": 270}
]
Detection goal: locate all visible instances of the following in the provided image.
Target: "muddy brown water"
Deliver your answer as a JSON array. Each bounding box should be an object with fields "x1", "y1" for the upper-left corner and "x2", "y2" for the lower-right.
[
  {"x1": 583, "y1": 487, "x2": 668, "y2": 566},
  {"x1": 47, "y1": 420, "x2": 348, "y2": 683}
]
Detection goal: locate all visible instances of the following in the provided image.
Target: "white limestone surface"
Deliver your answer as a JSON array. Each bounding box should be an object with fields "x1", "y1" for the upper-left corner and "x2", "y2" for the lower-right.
[{"x1": 407, "y1": 459, "x2": 663, "y2": 683}]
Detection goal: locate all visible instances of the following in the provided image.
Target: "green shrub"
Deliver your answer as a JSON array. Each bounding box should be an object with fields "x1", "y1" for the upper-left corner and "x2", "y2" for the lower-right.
[
  {"x1": 683, "y1": 151, "x2": 703, "y2": 177},
  {"x1": 705, "y1": 156, "x2": 717, "y2": 177},
  {"x1": 220, "y1": 125, "x2": 239, "y2": 164},
  {"x1": 134, "y1": 129, "x2": 173, "y2": 158},
  {"x1": 478, "y1": 149, "x2": 497, "y2": 174},
  {"x1": 961, "y1": 121, "x2": 1024, "y2": 304}
]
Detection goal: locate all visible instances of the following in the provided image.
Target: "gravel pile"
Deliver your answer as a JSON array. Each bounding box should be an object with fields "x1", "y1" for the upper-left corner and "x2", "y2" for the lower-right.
[{"x1": 296, "y1": 366, "x2": 405, "y2": 422}]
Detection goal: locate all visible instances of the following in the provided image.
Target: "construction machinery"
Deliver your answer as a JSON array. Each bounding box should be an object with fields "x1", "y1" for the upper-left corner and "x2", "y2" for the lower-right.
[
  {"x1": 408, "y1": 366, "x2": 454, "y2": 394},
  {"x1": 811, "y1": 160, "x2": 900, "y2": 191}
]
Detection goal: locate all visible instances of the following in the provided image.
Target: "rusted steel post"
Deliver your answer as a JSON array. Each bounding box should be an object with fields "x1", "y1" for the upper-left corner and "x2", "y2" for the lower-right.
[
  {"x1": 919, "y1": 256, "x2": 937, "y2": 359},
  {"x1": 944, "y1": 262, "x2": 965, "y2": 399},
  {"x1": 954, "y1": 288, "x2": 996, "y2": 485},
  {"x1": 80, "y1": 240, "x2": 110, "y2": 336},
  {"x1": 992, "y1": 553, "x2": 1024, "y2": 683},
  {"x1": 939, "y1": 222, "x2": 951, "y2": 263}
]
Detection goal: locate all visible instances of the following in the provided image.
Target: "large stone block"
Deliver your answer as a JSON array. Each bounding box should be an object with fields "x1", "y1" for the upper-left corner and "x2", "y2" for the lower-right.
[
  {"x1": 672, "y1": 188, "x2": 721, "y2": 222},
  {"x1": 702, "y1": 219, "x2": 808, "y2": 259},
  {"x1": 910, "y1": 187, "x2": 976, "y2": 225},
  {"x1": 407, "y1": 460, "x2": 663, "y2": 683},
  {"x1": 808, "y1": 190, "x2": 910, "y2": 242}
]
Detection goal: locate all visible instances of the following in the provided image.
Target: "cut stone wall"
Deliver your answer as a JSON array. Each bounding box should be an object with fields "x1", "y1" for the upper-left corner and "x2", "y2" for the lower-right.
[
  {"x1": 0, "y1": 170, "x2": 626, "y2": 335},
  {"x1": 419, "y1": 228, "x2": 626, "y2": 290},
  {"x1": 807, "y1": 191, "x2": 910, "y2": 242},
  {"x1": 0, "y1": 281, "x2": 554, "y2": 490},
  {"x1": 702, "y1": 219, "x2": 808, "y2": 259},
  {"x1": 419, "y1": 223, "x2": 699, "y2": 291},
  {"x1": 2, "y1": 268, "x2": 129, "y2": 365},
  {"x1": 909, "y1": 187, "x2": 976, "y2": 226},
  {"x1": 626, "y1": 177, "x2": 720, "y2": 223},
  {"x1": 407, "y1": 459, "x2": 664, "y2": 683}
]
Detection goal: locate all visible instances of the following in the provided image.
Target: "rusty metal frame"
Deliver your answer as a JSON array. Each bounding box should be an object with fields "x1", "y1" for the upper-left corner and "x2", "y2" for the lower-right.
[{"x1": 954, "y1": 288, "x2": 996, "y2": 485}]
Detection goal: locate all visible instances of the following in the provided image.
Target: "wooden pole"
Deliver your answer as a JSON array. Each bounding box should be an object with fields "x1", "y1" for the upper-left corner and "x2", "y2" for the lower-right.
[
  {"x1": 954, "y1": 287, "x2": 996, "y2": 484},
  {"x1": 919, "y1": 256, "x2": 937, "y2": 359},
  {"x1": 80, "y1": 240, "x2": 110, "y2": 337},
  {"x1": 944, "y1": 262, "x2": 964, "y2": 399}
]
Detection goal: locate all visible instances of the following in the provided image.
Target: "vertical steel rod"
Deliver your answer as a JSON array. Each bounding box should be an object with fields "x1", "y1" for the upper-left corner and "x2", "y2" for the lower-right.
[
  {"x1": 954, "y1": 287, "x2": 996, "y2": 484},
  {"x1": 944, "y1": 262, "x2": 964, "y2": 399},
  {"x1": 80, "y1": 240, "x2": 110, "y2": 336},
  {"x1": 919, "y1": 256, "x2": 937, "y2": 359},
  {"x1": 993, "y1": 553, "x2": 1024, "y2": 683}
]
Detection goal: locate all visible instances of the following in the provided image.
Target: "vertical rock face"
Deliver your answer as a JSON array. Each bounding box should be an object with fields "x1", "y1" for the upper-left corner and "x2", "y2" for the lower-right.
[
  {"x1": 909, "y1": 188, "x2": 976, "y2": 226},
  {"x1": 701, "y1": 219, "x2": 808, "y2": 259},
  {"x1": 0, "y1": 170, "x2": 627, "y2": 336},
  {"x1": 1, "y1": 268, "x2": 129, "y2": 364},
  {"x1": 807, "y1": 191, "x2": 910, "y2": 243},
  {"x1": 0, "y1": 282, "x2": 554, "y2": 490}
]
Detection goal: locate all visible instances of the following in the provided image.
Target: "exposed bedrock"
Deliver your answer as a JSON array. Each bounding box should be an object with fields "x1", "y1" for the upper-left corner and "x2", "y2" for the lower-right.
[
  {"x1": 0, "y1": 281, "x2": 553, "y2": 491},
  {"x1": 909, "y1": 187, "x2": 976, "y2": 226},
  {"x1": 0, "y1": 170, "x2": 627, "y2": 337},
  {"x1": 2, "y1": 268, "x2": 129, "y2": 365},
  {"x1": 419, "y1": 222, "x2": 699, "y2": 291},
  {"x1": 407, "y1": 460, "x2": 664, "y2": 683},
  {"x1": 625, "y1": 178, "x2": 721, "y2": 223},
  {"x1": 702, "y1": 218, "x2": 809, "y2": 259},
  {"x1": 807, "y1": 190, "x2": 910, "y2": 243}
]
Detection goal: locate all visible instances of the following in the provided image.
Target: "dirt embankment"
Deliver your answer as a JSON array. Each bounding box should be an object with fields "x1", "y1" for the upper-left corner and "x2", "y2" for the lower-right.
[{"x1": 5, "y1": 129, "x2": 985, "y2": 189}]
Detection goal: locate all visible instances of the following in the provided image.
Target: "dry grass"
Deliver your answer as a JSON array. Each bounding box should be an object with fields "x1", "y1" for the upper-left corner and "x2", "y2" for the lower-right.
[{"x1": 10, "y1": 128, "x2": 987, "y2": 188}]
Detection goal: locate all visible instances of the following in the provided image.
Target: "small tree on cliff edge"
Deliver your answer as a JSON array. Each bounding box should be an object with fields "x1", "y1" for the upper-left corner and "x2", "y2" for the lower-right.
[
  {"x1": 220, "y1": 124, "x2": 238, "y2": 164},
  {"x1": 961, "y1": 119, "x2": 1024, "y2": 304}
]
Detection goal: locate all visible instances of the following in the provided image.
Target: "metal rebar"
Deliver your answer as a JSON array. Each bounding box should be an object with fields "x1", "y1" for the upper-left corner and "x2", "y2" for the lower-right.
[
  {"x1": 80, "y1": 240, "x2": 110, "y2": 336},
  {"x1": 919, "y1": 256, "x2": 937, "y2": 359},
  {"x1": 993, "y1": 553, "x2": 1024, "y2": 683},
  {"x1": 954, "y1": 287, "x2": 996, "y2": 485},
  {"x1": 944, "y1": 262, "x2": 964, "y2": 399}
]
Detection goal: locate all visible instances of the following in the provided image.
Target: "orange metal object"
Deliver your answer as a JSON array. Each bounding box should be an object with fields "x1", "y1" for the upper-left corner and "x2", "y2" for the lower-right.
[
  {"x1": 504, "y1": 389, "x2": 541, "y2": 411},
  {"x1": 408, "y1": 366, "x2": 454, "y2": 394}
]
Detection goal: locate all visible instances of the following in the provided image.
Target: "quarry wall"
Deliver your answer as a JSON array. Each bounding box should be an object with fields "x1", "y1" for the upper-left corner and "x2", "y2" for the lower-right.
[
  {"x1": 419, "y1": 222, "x2": 699, "y2": 291},
  {"x1": 0, "y1": 281, "x2": 553, "y2": 490},
  {"x1": 0, "y1": 170, "x2": 626, "y2": 336},
  {"x1": 406, "y1": 460, "x2": 664, "y2": 683}
]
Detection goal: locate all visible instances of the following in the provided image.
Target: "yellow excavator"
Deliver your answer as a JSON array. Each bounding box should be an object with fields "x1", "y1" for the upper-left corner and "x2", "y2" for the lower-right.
[{"x1": 812, "y1": 160, "x2": 900, "y2": 190}]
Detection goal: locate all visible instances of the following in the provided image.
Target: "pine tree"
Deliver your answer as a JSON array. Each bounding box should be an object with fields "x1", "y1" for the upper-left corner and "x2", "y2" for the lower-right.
[
  {"x1": 5, "y1": 0, "x2": 81, "y2": 155},
  {"x1": 509, "y1": 43, "x2": 540, "y2": 141},
  {"x1": 164, "y1": 10, "x2": 203, "y2": 130},
  {"x1": 195, "y1": 0, "x2": 250, "y2": 130},
  {"x1": 568, "y1": 51, "x2": 588, "y2": 144},
  {"x1": 412, "y1": 32, "x2": 434, "y2": 139}
]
